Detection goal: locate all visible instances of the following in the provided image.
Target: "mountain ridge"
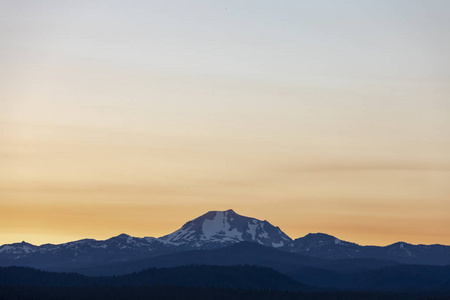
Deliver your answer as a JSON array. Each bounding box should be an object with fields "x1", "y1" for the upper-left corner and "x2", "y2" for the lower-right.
[{"x1": 1, "y1": 209, "x2": 450, "y2": 270}]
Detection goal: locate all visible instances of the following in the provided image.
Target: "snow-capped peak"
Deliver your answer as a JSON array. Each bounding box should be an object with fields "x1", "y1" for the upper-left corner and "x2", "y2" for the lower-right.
[
  {"x1": 159, "y1": 209, "x2": 292, "y2": 249},
  {"x1": 0, "y1": 241, "x2": 37, "y2": 255}
]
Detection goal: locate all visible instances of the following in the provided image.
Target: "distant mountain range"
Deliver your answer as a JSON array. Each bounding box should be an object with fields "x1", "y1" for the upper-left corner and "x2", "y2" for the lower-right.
[
  {"x1": 1, "y1": 209, "x2": 449, "y2": 277},
  {"x1": 288, "y1": 232, "x2": 450, "y2": 265}
]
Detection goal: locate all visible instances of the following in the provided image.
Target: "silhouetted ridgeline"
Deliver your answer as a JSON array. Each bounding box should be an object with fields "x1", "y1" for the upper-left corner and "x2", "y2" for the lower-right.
[
  {"x1": 70, "y1": 242, "x2": 450, "y2": 291},
  {"x1": 0, "y1": 265, "x2": 308, "y2": 290},
  {"x1": 1, "y1": 266, "x2": 450, "y2": 300},
  {"x1": 2, "y1": 210, "x2": 450, "y2": 275}
]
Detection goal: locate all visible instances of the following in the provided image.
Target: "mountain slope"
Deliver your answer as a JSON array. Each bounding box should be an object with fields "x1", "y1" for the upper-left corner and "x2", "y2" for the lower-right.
[
  {"x1": 287, "y1": 233, "x2": 450, "y2": 265},
  {"x1": 159, "y1": 209, "x2": 292, "y2": 250},
  {"x1": 75, "y1": 242, "x2": 399, "y2": 277},
  {"x1": 0, "y1": 234, "x2": 173, "y2": 271}
]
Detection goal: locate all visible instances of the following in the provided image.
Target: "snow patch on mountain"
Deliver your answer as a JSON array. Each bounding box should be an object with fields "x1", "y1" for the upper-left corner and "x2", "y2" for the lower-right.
[
  {"x1": 272, "y1": 241, "x2": 284, "y2": 248},
  {"x1": 400, "y1": 242, "x2": 413, "y2": 257},
  {"x1": 0, "y1": 243, "x2": 37, "y2": 255},
  {"x1": 202, "y1": 211, "x2": 240, "y2": 239}
]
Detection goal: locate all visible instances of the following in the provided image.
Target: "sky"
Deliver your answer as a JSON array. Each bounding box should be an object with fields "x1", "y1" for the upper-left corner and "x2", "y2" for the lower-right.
[{"x1": 1, "y1": 0, "x2": 449, "y2": 246}]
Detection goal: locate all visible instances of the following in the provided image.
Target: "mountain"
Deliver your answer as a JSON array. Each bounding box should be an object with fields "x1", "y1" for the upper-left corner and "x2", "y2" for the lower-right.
[
  {"x1": 286, "y1": 233, "x2": 361, "y2": 259},
  {"x1": 1, "y1": 209, "x2": 450, "y2": 272},
  {"x1": 159, "y1": 209, "x2": 292, "y2": 250},
  {"x1": 0, "y1": 234, "x2": 173, "y2": 271},
  {"x1": 287, "y1": 233, "x2": 450, "y2": 265},
  {"x1": 0, "y1": 209, "x2": 292, "y2": 271}
]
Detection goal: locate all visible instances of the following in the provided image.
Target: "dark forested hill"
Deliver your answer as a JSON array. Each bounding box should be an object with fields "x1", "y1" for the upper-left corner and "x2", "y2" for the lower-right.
[
  {"x1": 0, "y1": 265, "x2": 309, "y2": 291},
  {"x1": 287, "y1": 264, "x2": 450, "y2": 291},
  {"x1": 2, "y1": 265, "x2": 450, "y2": 300}
]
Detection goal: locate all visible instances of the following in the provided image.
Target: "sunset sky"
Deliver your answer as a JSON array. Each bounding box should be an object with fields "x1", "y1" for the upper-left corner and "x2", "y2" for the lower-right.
[{"x1": 1, "y1": 1, "x2": 449, "y2": 246}]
